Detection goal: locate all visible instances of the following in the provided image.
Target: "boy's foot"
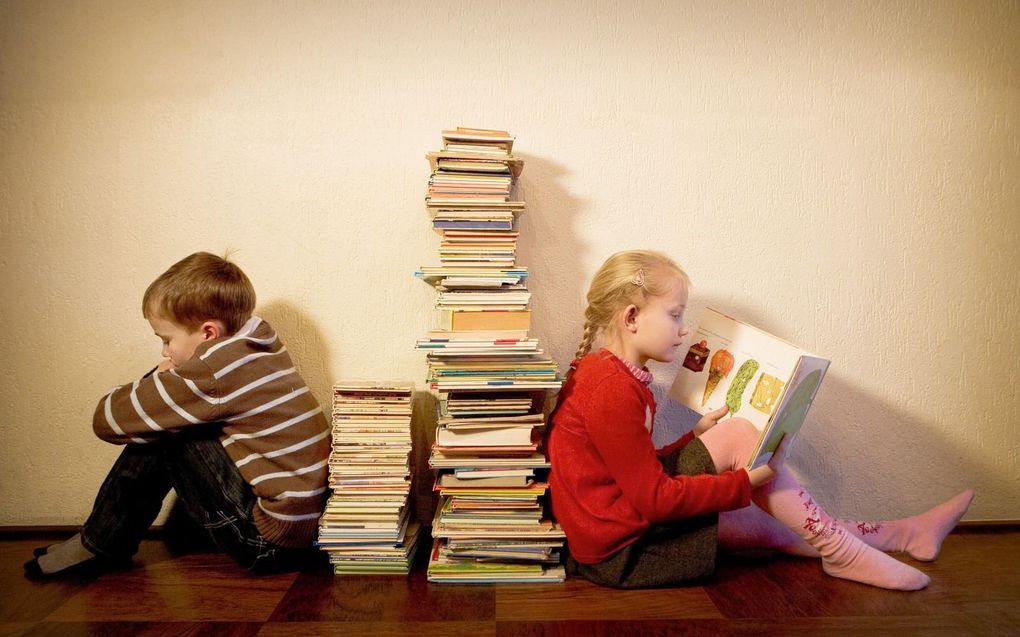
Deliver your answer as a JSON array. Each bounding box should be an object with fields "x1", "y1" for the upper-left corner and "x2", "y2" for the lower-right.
[
  {"x1": 23, "y1": 533, "x2": 128, "y2": 578},
  {"x1": 23, "y1": 554, "x2": 111, "y2": 579}
]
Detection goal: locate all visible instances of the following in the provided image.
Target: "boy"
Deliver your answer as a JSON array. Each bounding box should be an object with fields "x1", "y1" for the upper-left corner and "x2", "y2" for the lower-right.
[{"x1": 25, "y1": 252, "x2": 330, "y2": 576}]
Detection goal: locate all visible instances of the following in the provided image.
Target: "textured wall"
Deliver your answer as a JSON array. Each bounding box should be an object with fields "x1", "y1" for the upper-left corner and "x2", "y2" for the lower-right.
[{"x1": 1, "y1": 0, "x2": 1017, "y2": 527}]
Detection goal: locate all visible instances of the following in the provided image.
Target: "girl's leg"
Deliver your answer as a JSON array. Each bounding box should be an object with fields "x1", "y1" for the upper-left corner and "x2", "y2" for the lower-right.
[
  {"x1": 719, "y1": 504, "x2": 818, "y2": 557},
  {"x1": 835, "y1": 489, "x2": 974, "y2": 561},
  {"x1": 703, "y1": 420, "x2": 816, "y2": 554},
  {"x1": 699, "y1": 419, "x2": 929, "y2": 590}
]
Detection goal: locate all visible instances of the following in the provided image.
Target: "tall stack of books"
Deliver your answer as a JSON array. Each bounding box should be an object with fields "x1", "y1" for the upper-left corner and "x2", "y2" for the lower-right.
[
  {"x1": 416, "y1": 127, "x2": 566, "y2": 583},
  {"x1": 317, "y1": 381, "x2": 423, "y2": 575}
]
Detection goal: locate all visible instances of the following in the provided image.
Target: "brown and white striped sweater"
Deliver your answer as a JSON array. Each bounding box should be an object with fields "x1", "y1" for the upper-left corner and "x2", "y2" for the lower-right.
[{"x1": 92, "y1": 316, "x2": 329, "y2": 549}]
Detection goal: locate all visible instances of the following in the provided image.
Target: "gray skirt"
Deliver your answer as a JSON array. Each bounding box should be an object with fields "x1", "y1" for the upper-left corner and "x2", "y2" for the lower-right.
[{"x1": 565, "y1": 437, "x2": 719, "y2": 588}]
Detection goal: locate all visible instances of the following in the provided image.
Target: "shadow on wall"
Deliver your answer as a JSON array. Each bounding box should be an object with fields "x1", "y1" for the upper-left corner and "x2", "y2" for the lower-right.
[
  {"x1": 651, "y1": 296, "x2": 1004, "y2": 521},
  {"x1": 257, "y1": 300, "x2": 334, "y2": 412},
  {"x1": 411, "y1": 391, "x2": 438, "y2": 523},
  {"x1": 514, "y1": 153, "x2": 589, "y2": 376}
]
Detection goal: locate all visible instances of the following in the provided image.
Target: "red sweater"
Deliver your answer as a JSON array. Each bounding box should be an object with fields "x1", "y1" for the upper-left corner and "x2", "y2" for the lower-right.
[{"x1": 548, "y1": 350, "x2": 751, "y2": 563}]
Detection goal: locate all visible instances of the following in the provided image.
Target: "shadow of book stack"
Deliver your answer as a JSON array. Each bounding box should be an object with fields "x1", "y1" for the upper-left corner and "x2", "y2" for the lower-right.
[
  {"x1": 316, "y1": 381, "x2": 423, "y2": 574},
  {"x1": 416, "y1": 127, "x2": 566, "y2": 583}
]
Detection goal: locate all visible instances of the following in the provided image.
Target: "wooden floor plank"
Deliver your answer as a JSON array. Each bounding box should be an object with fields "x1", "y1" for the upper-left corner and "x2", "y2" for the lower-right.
[
  {"x1": 257, "y1": 621, "x2": 495, "y2": 637},
  {"x1": 494, "y1": 615, "x2": 1014, "y2": 637},
  {"x1": 495, "y1": 578, "x2": 722, "y2": 621},
  {"x1": 707, "y1": 529, "x2": 1020, "y2": 621},
  {"x1": 1, "y1": 530, "x2": 1015, "y2": 635},
  {"x1": 0, "y1": 623, "x2": 34, "y2": 637},
  {"x1": 20, "y1": 622, "x2": 262, "y2": 637},
  {"x1": 44, "y1": 553, "x2": 296, "y2": 623},
  {"x1": 0, "y1": 539, "x2": 99, "y2": 623},
  {"x1": 268, "y1": 565, "x2": 495, "y2": 622}
]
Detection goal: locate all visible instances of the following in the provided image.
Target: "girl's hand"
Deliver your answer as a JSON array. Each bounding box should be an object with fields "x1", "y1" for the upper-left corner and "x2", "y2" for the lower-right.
[
  {"x1": 746, "y1": 435, "x2": 792, "y2": 489},
  {"x1": 694, "y1": 405, "x2": 729, "y2": 437}
]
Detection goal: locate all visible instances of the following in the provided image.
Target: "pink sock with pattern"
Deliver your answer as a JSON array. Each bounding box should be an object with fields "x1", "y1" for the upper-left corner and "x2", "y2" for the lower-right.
[
  {"x1": 754, "y1": 474, "x2": 930, "y2": 591},
  {"x1": 700, "y1": 419, "x2": 931, "y2": 590},
  {"x1": 838, "y1": 489, "x2": 974, "y2": 561}
]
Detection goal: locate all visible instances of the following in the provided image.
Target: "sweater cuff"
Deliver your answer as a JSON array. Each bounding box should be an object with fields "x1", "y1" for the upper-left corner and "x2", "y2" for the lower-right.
[{"x1": 734, "y1": 468, "x2": 753, "y2": 508}]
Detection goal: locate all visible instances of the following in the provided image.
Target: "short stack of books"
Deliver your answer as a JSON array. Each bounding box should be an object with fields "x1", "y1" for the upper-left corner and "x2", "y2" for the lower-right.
[
  {"x1": 416, "y1": 127, "x2": 566, "y2": 583},
  {"x1": 317, "y1": 381, "x2": 423, "y2": 575}
]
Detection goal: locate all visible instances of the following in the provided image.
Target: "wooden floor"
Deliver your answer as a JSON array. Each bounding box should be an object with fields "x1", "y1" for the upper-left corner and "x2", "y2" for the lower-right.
[{"x1": 2, "y1": 528, "x2": 1017, "y2": 636}]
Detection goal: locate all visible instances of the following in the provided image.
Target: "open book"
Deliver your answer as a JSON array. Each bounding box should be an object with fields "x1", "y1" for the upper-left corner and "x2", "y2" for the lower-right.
[{"x1": 669, "y1": 308, "x2": 829, "y2": 470}]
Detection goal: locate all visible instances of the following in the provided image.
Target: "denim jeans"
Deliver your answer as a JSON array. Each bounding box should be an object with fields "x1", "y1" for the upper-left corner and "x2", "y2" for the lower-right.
[{"x1": 81, "y1": 429, "x2": 306, "y2": 573}]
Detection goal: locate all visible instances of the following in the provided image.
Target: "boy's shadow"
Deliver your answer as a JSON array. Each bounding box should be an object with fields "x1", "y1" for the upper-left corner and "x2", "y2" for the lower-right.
[{"x1": 258, "y1": 300, "x2": 334, "y2": 409}]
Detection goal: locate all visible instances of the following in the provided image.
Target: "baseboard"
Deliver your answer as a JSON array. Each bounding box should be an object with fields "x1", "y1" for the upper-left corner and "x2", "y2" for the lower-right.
[{"x1": 956, "y1": 519, "x2": 1020, "y2": 529}]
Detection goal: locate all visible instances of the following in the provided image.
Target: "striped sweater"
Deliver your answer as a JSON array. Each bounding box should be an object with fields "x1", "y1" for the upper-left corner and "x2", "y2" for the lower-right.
[{"x1": 93, "y1": 316, "x2": 330, "y2": 549}]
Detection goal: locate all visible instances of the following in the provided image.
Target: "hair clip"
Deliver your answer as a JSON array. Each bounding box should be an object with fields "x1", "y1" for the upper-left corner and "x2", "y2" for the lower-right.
[{"x1": 632, "y1": 268, "x2": 645, "y2": 287}]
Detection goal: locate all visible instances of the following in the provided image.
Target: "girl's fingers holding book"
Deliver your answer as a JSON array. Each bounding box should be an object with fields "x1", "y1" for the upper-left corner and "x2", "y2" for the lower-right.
[{"x1": 768, "y1": 435, "x2": 793, "y2": 468}]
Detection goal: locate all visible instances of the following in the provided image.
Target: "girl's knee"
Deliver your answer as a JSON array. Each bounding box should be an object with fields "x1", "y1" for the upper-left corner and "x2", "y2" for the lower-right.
[
  {"x1": 701, "y1": 418, "x2": 759, "y2": 471},
  {"x1": 707, "y1": 417, "x2": 758, "y2": 446},
  {"x1": 722, "y1": 417, "x2": 758, "y2": 440}
]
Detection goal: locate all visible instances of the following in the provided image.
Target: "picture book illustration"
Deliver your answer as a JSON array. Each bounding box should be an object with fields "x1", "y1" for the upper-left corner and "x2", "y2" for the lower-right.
[{"x1": 669, "y1": 308, "x2": 829, "y2": 469}]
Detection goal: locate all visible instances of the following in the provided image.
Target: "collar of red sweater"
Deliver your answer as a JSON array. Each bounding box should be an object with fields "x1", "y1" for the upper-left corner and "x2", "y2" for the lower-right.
[{"x1": 571, "y1": 349, "x2": 653, "y2": 385}]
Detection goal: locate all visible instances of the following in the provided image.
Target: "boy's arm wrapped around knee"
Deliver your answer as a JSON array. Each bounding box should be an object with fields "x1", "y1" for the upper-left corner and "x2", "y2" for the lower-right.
[{"x1": 92, "y1": 358, "x2": 220, "y2": 444}]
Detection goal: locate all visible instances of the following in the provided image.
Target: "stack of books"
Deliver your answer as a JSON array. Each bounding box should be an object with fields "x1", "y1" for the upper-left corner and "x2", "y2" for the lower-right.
[
  {"x1": 317, "y1": 381, "x2": 423, "y2": 575},
  {"x1": 417, "y1": 127, "x2": 566, "y2": 583}
]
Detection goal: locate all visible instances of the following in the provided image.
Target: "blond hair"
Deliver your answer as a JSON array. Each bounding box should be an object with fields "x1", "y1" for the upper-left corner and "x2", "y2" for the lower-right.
[
  {"x1": 142, "y1": 252, "x2": 256, "y2": 334},
  {"x1": 574, "y1": 250, "x2": 690, "y2": 360}
]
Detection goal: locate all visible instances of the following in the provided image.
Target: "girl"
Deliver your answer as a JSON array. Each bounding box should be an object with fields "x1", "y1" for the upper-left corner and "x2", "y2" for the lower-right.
[{"x1": 547, "y1": 250, "x2": 973, "y2": 590}]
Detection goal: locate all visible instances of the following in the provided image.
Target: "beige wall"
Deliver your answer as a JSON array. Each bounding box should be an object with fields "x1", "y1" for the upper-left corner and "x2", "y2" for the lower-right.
[{"x1": 1, "y1": 0, "x2": 1017, "y2": 526}]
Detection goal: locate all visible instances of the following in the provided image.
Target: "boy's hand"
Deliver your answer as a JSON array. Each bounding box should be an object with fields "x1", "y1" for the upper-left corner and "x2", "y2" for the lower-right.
[
  {"x1": 156, "y1": 358, "x2": 175, "y2": 373},
  {"x1": 694, "y1": 405, "x2": 729, "y2": 437}
]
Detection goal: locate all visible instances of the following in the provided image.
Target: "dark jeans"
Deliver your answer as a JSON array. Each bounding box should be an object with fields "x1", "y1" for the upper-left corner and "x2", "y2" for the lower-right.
[{"x1": 81, "y1": 430, "x2": 306, "y2": 573}]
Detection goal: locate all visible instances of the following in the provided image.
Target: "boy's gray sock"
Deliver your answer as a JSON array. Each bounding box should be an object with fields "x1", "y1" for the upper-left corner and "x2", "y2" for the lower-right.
[{"x1": 36, "y1": 533, "x2": 97, "y2": 574}]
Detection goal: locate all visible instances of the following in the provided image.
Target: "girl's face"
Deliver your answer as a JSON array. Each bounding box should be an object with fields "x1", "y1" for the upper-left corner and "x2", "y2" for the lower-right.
[{"x1": 630, "y1": 278, "x2": 690, "y2": 365}]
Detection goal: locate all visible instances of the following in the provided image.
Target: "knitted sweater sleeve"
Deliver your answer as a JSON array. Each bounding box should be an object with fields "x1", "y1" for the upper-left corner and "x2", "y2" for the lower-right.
[
  {"x1": 92, "y1": 358, "x2": 221, "y2": 444},
  {"x1": 583, "y1": 376, "x2": 750, "y2": 523}
]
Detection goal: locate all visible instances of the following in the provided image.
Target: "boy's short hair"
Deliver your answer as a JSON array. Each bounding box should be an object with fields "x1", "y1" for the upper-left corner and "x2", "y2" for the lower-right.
[{"x1": 143, "y1": 252, "x2": 256, "y2": 334}]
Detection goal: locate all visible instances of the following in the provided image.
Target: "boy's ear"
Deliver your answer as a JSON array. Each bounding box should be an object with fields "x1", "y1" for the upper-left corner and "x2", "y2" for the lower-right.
[{"x1": 200, "y1": 320, "x2": 227, "y2": 341}]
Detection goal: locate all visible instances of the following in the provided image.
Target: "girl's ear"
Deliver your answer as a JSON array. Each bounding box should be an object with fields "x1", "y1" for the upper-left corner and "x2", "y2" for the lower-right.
[
  {"x1": 200, "y1": 320, "x2": 226, "y2": 341},
  {"x1": 622, "y1": 304, "x2": 639, "y2": 332}
]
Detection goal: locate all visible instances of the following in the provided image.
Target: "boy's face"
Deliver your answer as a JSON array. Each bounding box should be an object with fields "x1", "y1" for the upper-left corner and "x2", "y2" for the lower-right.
[{"x1": 148, "y1": 315, "x2": 208, "y2": 368}]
